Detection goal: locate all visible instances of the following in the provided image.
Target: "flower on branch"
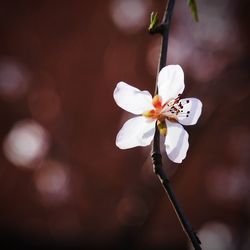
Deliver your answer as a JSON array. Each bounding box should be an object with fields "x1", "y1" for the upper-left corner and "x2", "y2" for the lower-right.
[{"x1": 113, "y1": 65, "x2": 202, "y2": 163}]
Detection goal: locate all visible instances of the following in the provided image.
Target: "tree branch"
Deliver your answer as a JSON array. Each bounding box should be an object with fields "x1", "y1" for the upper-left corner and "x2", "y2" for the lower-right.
[{"x1": 150, "y1": 1, "x2": 202, "y2": 249}]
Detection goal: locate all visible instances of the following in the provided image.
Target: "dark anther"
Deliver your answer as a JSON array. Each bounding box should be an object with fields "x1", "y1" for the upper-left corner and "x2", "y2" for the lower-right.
[
  {"x1": 186, "y1": 115, "x2": 189, "y2": 117},
  {"x1": 187, "y1": 111, "x2": 190, "y2": 114},
  {"x1": 186, "y1": 100, "x2": 189, "y2": 103}
]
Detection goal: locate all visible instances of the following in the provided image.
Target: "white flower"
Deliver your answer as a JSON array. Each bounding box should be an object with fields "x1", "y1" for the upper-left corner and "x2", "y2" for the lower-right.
[{"x1": 113, "y1": 65, "x2": 202, "y2": 163}]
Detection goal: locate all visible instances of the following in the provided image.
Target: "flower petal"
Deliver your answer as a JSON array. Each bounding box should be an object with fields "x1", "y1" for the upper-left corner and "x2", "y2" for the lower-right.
[
  {"x1": 114, "y1": 82, "x2": 154, "y2": 115},
  {"x1": 157, "y1": 65, "x2": 185, "y2": 103},
  {"x1": 164, "y1": 120, "x2": 189, "y2": 163},
  {"x1": 116, "y1": 116, "x2": 155, "y2": 149},
  {"x1": 177, "y1": 98, "x2": 202, "y2": 125}
]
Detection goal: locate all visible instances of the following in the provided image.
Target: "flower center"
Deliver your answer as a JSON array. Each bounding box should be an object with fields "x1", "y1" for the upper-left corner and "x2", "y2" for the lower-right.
[
  {"x1": 142, "y1": 95, "x2": 183, "y2": 136},
  {"x1": 143, "y1": 95, "x2": 181, "y2": 120}
]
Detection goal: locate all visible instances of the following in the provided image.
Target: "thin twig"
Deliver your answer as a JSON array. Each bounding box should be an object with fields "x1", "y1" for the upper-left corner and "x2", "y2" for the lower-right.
[{"x1": 150, "y1": 1, "x2": 202, "y2": 249}]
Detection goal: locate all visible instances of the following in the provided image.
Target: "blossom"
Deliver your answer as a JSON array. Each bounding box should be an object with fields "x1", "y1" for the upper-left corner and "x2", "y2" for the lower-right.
[{"x1": 113, "y1": 65, "x2": 202, "y2": 163}]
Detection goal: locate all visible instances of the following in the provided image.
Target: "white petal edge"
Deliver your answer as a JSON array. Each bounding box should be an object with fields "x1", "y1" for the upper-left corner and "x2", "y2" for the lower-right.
[
  {"x1": 157, "y1": 65, "x2": 185, "y2": 103},
  {"x1": 177, "y1": 98, "x2": 202, "y2": 126},
  {"x1": 114, "y1": 82, "x2": 154, "y2": 115},
  {"x1": 164, "y1": 120, "x2": 189, "y2": 163},
  {"x1": 116, "y1": 116, "x2": 155, "y2": 149}
]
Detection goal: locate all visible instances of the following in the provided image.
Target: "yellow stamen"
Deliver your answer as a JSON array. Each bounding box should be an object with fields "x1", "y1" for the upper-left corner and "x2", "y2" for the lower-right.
[
  {"x1": 142, "y1": 110, "x2": 155, "y2": 118},
  {"x1": 152, "y1": 95, "x2": 162, "y2": 109},
  {"x1": 157, "y1": 120, "x2": 167, "y2": 136}
]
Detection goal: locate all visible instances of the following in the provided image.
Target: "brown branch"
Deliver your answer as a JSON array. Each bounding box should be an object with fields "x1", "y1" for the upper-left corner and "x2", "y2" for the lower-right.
[{"x1": 149, "y1": 1, "x2": 202, "y2": 249}]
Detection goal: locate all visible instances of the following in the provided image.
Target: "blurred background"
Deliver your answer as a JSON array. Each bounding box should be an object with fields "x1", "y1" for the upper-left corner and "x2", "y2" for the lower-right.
[{"x1": 0, "y1": 0, "x2": 249, "y2": 249}]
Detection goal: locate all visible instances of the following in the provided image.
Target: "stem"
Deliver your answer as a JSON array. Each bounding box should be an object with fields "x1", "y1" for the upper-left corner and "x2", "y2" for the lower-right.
[{"x1": 150, "y1": 1, "x2": 202, "y2": 249}]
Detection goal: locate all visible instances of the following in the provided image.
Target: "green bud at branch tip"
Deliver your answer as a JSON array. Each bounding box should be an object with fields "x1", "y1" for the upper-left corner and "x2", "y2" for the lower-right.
[
  {"x1": 148, "y1": 11, "x2": 159, "y2": 31},
  {"x1": 187, "y1": 0, "x2": 199, "y2": 22}
]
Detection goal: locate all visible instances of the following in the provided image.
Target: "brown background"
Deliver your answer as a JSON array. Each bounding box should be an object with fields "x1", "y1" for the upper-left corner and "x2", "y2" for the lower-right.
[{"x1": 0, "y1": 0, "x2": 249, "y2": 249}]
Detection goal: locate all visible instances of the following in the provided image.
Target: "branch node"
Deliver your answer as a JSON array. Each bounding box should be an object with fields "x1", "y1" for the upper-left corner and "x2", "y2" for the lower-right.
[{"x1": 148, "y1": 24, "x2": 166, "y2": 35}]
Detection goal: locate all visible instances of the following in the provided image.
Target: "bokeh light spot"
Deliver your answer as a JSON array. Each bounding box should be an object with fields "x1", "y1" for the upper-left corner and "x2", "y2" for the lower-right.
[
  {"x1": 3, "y1": 119, "x2": 50, "y2": 168},
  {"x1": 206, "y1": 167, "x2": 247, "y2": 202},
  {"x1": 34, "y1": 159, "x2": 69, "y2": 204},
  {"x1": 0, "y1": 58, "x2": 30, "y2": 100},
  {"x1": 110, "y1": 0, "x2": 151, "y2": 34},
  {"x1": 196, "y1": 222, "x2": 235, "y2": 250},
  {"x1": 28, "y1": 86, "x2": 62, "y2": 124}
]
